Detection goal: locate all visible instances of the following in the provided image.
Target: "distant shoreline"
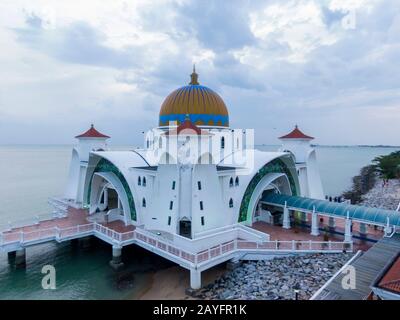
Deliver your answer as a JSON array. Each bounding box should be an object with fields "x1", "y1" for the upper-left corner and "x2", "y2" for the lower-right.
[
  {"x1": 255, "y1": 144, "x2": 400, "y2": 148},
  {"x1": 1, "y1": 144, "x2": 400, "y2": 149},
  {"x1": 313, "y1": 145, "x2": 400, "y2": 148}
]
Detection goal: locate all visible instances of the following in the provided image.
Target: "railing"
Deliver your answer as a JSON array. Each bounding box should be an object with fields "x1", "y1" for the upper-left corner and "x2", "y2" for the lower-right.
[
  {"x1": 0, "y1": 213, "x2": 57, "y2": 232},
  {"x1": 0, "y1": 221, "x2": 353, "y2": 266},
  {"x1": 193, "y1": 240, "x2": 352, "y2": 265},
  {"x1": 0, "y1": 223, "x2": 123, "y2": 246}
]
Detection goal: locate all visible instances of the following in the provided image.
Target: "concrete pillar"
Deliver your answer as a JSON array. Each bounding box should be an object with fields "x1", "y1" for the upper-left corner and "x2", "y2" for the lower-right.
[
  {"x1": 7, "y1": 251, "x2": 16, "y2": 261},
  {"x1": 104, "y1": 187, "x2": 108, "y2": 208},
  {"x1": 190, "y1": 269, "x2": 201, "y2": 290},
  {"x1": 15, "y1": 248, "x2": 26, "y2": 268},
  {"x1": 328, "y1": 217, "x2": 336, "y2": 232},
  {"x1": 359, "y1": 222, "x2": 367, "y2": 238},
  {"x1": 311, "y1": 208, "x2": 320, "y2": 236},
  {"x1": 282, "y1": 202, "x2": 291, "y2": 229},
  {"x1": 109, "y1": 245, "x2": 124, "y2": 270},
  {"x1": 345, "y1": 217, "x2": 352, "y2": 242}
]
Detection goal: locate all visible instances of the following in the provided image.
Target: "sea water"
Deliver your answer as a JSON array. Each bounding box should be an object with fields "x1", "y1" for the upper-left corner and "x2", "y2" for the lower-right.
[{"x1": 0, "y1": 144, "x2": 398, "y2": 299}]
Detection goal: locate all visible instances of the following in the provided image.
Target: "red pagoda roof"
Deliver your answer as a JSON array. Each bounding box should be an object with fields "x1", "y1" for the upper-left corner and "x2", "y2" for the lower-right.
[
  {"x1": 164, "y1": 117, "x2": 211, "y2": 136},
  {"x1": 279, "y1": 125, "x2": 314, "y2": 140},
  {"x1": 75, "y1": 124, "x2": 110, "y2": 139}
]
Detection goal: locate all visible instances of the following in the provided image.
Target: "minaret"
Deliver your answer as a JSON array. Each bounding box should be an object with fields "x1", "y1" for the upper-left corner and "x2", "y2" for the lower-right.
[
  {"x1": 278, "y1": 125, "x2": 324, "y2": 199},
  {"x1": 65, "y1": 124, "x2": 110, "y2": 203},
  {"x1": 278, "y1": 125, "x2": 314, "y2": 163}
]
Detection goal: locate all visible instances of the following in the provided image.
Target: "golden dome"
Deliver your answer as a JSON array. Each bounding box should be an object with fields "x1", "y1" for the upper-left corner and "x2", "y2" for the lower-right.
[{"x1": 159, "y1": 67, "x2": 229, "y2": 127}]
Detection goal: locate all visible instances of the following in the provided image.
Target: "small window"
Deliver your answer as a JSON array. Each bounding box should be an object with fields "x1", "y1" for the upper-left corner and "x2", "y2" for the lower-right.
[
  {"x1": 221, "y1": 136, "x2": 225, "y2": 149},
  {"x1": 197, "y1": 181, "x2": 202, "y2": 190},
  {"x1": 235, "y1": 176, "x2": 239, "y2": 186},
  {"x1": 168, "y1": 216, "x2": 171, "y2": 226},
  {"x1": 172, "y1": 181, "x2": 176, "y2": 190},
  {"x1": 159, "y1": 138, "x2": 163, "y2": 149},
  {"x1": 201, "y1": 216, "x2": 205, "y2": 226},
  {"x1": 200, "y1": 201, "x2": 204, "y2": 211},
  {"x1": 138, "y1": 176, "x2": 141, "y2": 186},
  {"x1": 169, "y1": 201, "x2": 173, "y2": 210},
  {"x1": 146, "y1": 139, "x2": 150, "y2": 149},
  {"x1": 229, "y1": 198, "x2": 234, "y2": 208},
  {"x1": 143, "y1": 177, "x2": 147, "y2": 187},
  {"x1": 142, "y1": 198, "x2": 146, "y2": 207},
  {"x1": 229, "y1": 177, "x2": 234, "y2": 187}
]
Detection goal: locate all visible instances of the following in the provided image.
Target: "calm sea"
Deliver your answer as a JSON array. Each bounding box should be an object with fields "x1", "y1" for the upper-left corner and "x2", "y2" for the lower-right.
[{"x1": 0, "y1": 144, "x2": 398, "y2": 299}]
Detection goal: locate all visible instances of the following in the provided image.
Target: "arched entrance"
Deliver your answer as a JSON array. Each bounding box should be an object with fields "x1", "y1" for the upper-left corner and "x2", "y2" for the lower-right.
[
  {"x1": 238, "y1": 157, "x2": 300, "y2": 224},
  {"x1": 249, "y1": 173, "x2": 292, "y2": 226},
  {"x1": 89, "y1": 172, "x2": 131, "y2": 225}
]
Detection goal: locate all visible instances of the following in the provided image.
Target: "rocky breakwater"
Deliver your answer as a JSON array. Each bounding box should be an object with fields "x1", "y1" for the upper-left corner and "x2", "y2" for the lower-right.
[
  {"x1": 360, "y1": 178, "x2": 400, "y2": 210},
  {"x1": 196, "y1": 253, "x2": 353, "y2": 300}
]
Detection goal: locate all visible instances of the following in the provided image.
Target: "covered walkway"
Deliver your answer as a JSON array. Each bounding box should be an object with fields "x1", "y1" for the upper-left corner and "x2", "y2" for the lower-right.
[
  {"x1": 262, "y1": 193, "x2": 400, "y2": 227},
  {"x1": 260, "y1": 193, "x2": 399, "y2": 242}
]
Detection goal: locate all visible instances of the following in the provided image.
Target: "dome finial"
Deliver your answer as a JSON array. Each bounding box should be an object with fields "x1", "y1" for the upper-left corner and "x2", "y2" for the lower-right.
[{"x1": 189, "y1": 64, "x2": 199, "y2": 85}]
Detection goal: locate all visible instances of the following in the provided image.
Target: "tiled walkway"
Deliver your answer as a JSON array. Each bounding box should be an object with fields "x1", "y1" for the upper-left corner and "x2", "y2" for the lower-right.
[
  {"x1": 4, "y1": 207, "x2": 134, "y2": 235},
  {"x1": 251, "y1": 221, "x2": 375, "y2": 251}
]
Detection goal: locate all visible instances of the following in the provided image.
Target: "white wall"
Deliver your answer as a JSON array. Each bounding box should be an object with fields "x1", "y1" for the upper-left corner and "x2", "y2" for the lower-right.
[
  {"x1": 306, "y1": 149, "x2": 324, "y2": 199},
  {"x1": 64, "y1": 148, "x2": 80, "y2": 200},
  {"x1": 192, "y1": 163, "x2": 227, "y2": 236},
  {"x1": 142, "y1": 164, "x2": 179, "y2": 233}
]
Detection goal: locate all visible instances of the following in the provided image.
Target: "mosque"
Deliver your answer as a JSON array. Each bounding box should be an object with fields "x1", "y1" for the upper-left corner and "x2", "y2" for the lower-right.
[
  {"x1": 65, "y1": 67, "x2": 324, "y2": 239},
  {"x1": 3, "y1": 68, "x2": 400, "y2": 294}
]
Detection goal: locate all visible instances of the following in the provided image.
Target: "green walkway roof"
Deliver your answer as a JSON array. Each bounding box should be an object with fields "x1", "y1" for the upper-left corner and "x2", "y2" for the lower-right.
[{"x1": 261, "y1": 193, "x2": 400, "y2": 227}]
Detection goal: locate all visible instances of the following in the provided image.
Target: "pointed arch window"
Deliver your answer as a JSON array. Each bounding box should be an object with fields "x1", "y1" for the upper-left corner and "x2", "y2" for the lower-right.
[
  {"x1": 229, "y1": 177, "x2": 234, "y2": 188},
  {"x1": 229, "y1": 198, "x2": 234, "y2": 208},
  {"x1": 142, "y1": 198, "x2": 146, "y2": 207},
  {"x1": 221, "y1": 136, "x2": 225, "y2": 149},
  {"x1": 235, "y1": 176, "x2": 239, "y2": 186},
  {"x1": 138, "y1": 176, "x2": 141, "y2": 186},
  {"x1": 143, "y1": 177, "x2": 147, "y2": 187}
]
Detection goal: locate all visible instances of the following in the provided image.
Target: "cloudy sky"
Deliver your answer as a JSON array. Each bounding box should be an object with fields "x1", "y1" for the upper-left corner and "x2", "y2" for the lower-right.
[{"x1": 0, "y1": 0, "x2": 399, "y2": 146}]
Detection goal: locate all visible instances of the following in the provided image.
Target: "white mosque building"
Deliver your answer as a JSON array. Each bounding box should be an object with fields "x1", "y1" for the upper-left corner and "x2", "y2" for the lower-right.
[
  {"x1": 43, "y1": 67, "x2": 344, "y2": 290},
  {"x1": 3, "y1": 68, "x2": 399, "y2": 293},
  {"x1": 65, "y1": 68, "x2": 324, "y2": 240}
]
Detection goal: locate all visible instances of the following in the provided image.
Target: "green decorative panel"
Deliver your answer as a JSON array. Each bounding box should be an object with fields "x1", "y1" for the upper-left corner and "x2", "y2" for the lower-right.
[
  {"x1": 86, "y1": 158, "x2": 137, "y2": 221},
  {"x1": 238, "y1": 157, "x2": 299, "y2": 223}
]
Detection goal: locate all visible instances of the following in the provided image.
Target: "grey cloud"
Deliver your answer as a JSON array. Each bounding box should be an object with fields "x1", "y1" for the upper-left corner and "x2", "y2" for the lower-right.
[
  {"x1": 174, "y1": 0, "x2": 260, "y2": 51},
  {"x1": 14, "y1": 17, "x2": 139, "y2": 69}
]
